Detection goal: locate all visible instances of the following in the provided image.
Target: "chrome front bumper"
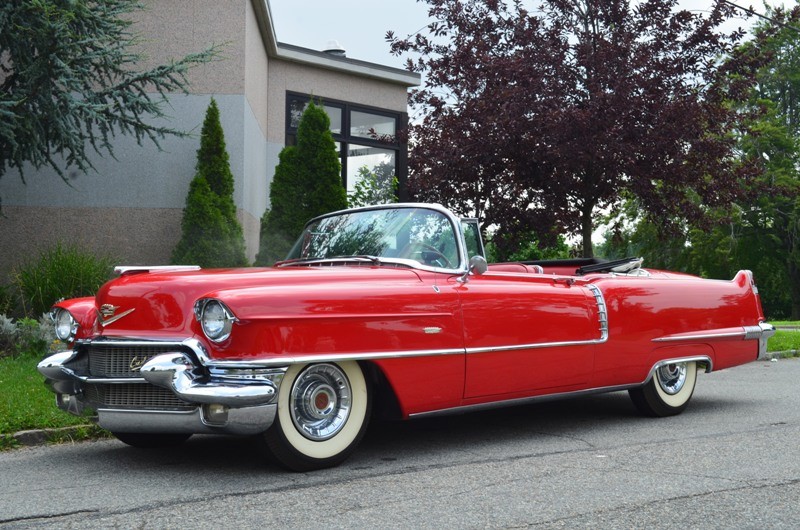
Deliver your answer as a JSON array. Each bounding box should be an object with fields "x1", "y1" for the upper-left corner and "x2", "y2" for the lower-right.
[{"x1": 37, "y1": 338, "x2": 286, "y2": 436}]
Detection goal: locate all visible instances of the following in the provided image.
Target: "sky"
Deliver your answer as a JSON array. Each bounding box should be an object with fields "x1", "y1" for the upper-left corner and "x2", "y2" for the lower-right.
[
  {"x1": 269, "y1": 0, "x2": 431, "y2": 68},
  {"x1": 269, "y1": 1, "x2": 790, "y2": 70}
]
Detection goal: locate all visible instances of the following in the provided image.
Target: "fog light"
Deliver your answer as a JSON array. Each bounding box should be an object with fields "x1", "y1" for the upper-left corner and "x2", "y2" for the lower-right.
[
  {"x1": 56, "y1": 393, "x2": 72, "y2": 410},
  {"x1": 203, "y1": 403, "x2": 229, "y2": 425}
]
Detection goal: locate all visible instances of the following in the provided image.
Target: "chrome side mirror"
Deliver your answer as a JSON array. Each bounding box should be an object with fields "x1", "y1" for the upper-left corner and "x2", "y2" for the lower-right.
[
  {"x1": 469, "y1": 255, "x2": 488, "y2": 275},
  {"x1": 458, "y1": 255, "x2": 488, "y2": 283}
]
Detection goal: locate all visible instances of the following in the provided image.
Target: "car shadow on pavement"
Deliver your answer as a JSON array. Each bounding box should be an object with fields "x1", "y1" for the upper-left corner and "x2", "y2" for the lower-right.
[{"x1": 81, "y1": 390, "x2": 746, "y2": 476}]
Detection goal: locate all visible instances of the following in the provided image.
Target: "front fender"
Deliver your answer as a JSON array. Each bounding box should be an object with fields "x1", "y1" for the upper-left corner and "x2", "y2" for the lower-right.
[{"x1": 53, "y1": 297, "x2": 97, "y2": 342}]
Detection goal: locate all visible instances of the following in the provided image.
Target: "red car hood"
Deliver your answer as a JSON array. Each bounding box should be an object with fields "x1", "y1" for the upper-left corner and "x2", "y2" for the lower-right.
[{"x1": 93, "y1": 266, "x2": 426, "y2": 339}]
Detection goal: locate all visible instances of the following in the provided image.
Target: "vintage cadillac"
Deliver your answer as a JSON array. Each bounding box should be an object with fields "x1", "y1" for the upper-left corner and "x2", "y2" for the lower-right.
[{"x1": 38, "y1": 203, "x2": 774, "y2": 471}]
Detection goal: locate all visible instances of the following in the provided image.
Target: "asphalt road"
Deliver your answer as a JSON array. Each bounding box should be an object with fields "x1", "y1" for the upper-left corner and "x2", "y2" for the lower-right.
[{"x1": 1, "y1": 359, "x2": 799, "y2": 529}]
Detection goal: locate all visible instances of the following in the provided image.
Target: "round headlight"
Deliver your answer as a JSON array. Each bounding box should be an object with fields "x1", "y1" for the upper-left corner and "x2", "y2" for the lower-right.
[
  {"x1": 198, "y1": 300, "x2": 235, "y2": 342},
  {"x1": 52, "y1": 308, "x2": 78, "y2": 341}
]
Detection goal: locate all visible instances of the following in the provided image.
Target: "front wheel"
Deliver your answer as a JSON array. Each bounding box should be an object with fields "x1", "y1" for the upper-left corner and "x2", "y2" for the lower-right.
[
  {"x1": 629, "y1": 361, "x2": 697, "y2": 417},
  {"x1": 261, "y1": 361, "x2": 371, "y2": 471}
]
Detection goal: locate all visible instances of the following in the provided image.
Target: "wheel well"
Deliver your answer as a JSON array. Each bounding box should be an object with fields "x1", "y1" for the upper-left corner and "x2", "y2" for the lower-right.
[
  {"x1": 360, "y1": 361, "x2": 403, "y2": 420},
  {"x1": 649, "y1": 344, "x2": 715, "y2": 376}
]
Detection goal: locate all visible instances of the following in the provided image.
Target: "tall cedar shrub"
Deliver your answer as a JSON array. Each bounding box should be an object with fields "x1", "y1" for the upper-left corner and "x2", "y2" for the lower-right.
[
  {"x1": 172, "y1": 99, "x2": 248, "y2": 268},
  {"x1": 255, "y1": 102, "x2": 347, "y2": 265}
]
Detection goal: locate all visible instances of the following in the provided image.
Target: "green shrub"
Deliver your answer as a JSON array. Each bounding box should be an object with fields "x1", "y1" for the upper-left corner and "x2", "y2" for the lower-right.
[
  {"x1": 0, "y1": 315, "x2": 17, "y2": 358},
  {"x1": 0, "y1": 285, "x2": 14, "y2": 316},
  {"x1": 0, "y1": 314, "x2": 57, "y2": 359},
  {"x1": 17, "y1": 316, "x2": 55, "y2": 356},
  {"x1": 11, "y1": 243, "x2": 115, "y2": 318}
]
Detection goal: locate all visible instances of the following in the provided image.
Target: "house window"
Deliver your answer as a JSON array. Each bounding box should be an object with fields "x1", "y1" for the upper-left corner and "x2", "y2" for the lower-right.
[
  {"x1": 285, "y1": 92, "x2": 408, "y2": 199},
  {"x1": 350, "y1": 110, "x2": 396, "y2": 140}
]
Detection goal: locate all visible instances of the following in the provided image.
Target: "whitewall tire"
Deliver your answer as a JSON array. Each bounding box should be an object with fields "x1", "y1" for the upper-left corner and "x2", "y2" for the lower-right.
[
  {"x1": 262, "y1": 361, "x2": 371, "y2": 471},
  {"x1": 629, "y1": 361, "x2": 698, "y2": 417}
]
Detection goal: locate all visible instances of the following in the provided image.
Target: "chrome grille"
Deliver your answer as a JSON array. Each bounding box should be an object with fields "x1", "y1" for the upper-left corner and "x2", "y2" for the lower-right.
[
  {"x1": 87, "y1": 344, "x2": 182, "y2": 378},
  {"x1": 84, "y1": 383, "x2": 194, "y2": 411}
]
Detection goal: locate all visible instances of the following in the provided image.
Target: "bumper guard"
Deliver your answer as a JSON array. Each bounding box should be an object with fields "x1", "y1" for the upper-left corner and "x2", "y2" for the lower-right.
[{"x1": 37, "y1": 345, "x2": 286, "y2": 436}]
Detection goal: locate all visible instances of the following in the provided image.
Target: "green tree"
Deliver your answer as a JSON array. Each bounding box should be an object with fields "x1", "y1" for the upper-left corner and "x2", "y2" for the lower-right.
[
  {"x1": 597, "y1": 196, "x2": 792, "y2": 319},
  {"x1": 255, "y1": 102, "x2": 347, "y2": 265},
  {"x1": 735, "y1": 6, "x2": 800, "y2": 319},
  {"x1": 594, "y1": 6, "x2": 800, "y2": 319},
  {"x1": 172, "y1": 99, "x2": 247, "y2": 268},
  {"x1": 347, "y1": 163, "x2": 398, "y2": 208},
  {"x1": 0, "y1": 0, "x2": 217, "y2": 203},
  {"x1": 389, "y1": 0, "x2": 776, "y2": 258}
]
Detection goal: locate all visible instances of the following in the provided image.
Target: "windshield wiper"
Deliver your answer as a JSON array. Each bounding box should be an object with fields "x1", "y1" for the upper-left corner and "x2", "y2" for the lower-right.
[
  {"x1": 277, "y1": 255, "x2": 382, "y2": 267},
  {"x1": 345, "y1": 255, "x2": 382, "y2": 264}
]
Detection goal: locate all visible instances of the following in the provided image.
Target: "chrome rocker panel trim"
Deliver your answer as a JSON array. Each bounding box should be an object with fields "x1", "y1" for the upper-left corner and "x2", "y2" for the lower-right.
[{"x1": 410, "y1": 355, "x2": 712, "y2": 419}]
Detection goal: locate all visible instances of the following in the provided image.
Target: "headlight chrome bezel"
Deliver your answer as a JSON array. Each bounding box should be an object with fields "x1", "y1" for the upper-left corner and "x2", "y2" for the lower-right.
[
  {"x1": 194, "y1": 298, "x2": 237, "y2": 343},
  {"x1": 50, "y1": 308, "x2": 79, "y2": 342}
]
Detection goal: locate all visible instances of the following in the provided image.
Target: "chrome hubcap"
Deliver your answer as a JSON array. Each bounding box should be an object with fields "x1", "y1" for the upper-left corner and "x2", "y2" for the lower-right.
[
  {"x1": 656, "y1": 362, "x2": 687, "y2": 395},
  {"x1": 290, "y1": 364, "x2": 352, "y2": 441}
]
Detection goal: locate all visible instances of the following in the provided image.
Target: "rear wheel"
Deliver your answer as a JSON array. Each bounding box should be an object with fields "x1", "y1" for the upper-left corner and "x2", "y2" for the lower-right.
[
  {"x1": 113, "y1": 432, "x2": 191, "y2": 448},
  {"x1": 629, "y1": 361, "x2": 697, "y2": 417},
  {"x1": 261, "y1": 361, "x2": 371, "y2": 472}
]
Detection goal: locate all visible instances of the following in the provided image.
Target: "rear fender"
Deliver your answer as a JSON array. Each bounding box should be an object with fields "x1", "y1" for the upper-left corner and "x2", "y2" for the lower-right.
[{"x1": 733, "y1": 270, "x2": 767, "y2": 322}]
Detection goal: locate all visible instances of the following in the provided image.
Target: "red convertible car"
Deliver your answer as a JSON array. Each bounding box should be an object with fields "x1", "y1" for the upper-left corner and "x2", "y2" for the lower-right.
[{"x1": 39, "y1": 203, "x2": 774, "y2": 471}]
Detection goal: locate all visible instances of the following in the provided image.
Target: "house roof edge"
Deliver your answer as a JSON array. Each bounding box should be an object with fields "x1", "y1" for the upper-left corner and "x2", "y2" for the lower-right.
[{"x1": 250, "y1": 0, "x2": 420, "y2": 87}]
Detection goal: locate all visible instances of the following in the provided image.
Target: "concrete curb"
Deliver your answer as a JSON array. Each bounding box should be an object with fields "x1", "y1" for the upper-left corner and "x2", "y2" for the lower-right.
[
  {"x1": 10, "y1": 425, "x2": 96, "y2": 447},
  {"x1": 765, "y1": 350, "x2": 800, "y2": 360}
]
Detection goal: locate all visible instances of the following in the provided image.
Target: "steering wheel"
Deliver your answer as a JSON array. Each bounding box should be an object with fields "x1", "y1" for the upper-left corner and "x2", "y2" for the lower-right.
[{"x1": 400, "y1": 242, "x2": 453, "y2": 268}]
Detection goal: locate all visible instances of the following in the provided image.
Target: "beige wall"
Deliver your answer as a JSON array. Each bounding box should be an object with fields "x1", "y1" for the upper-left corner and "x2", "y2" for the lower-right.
[
  {"x1": 0, "y1": 202, "x2": 260, "y2": 285},
  {"x1": 0, "y1": 206, "x2": 184, "y2": 284},
  {"x1": 244, "y1": 0, "x2": 270, "y2": 137},
  {"x1": 137, "y1": 0, "x2": 247, "y2": 94}
]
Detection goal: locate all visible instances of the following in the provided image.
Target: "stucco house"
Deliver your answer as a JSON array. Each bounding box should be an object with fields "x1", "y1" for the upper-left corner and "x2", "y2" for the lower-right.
[{"x1": 0, "y1": 0, "x2": 419, "y2": 279}]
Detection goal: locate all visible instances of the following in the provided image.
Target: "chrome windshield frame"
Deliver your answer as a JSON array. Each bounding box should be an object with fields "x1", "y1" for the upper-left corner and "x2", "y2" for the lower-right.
[{"x1": 279, "y1": 203, "x2": 470, "y2": 275}]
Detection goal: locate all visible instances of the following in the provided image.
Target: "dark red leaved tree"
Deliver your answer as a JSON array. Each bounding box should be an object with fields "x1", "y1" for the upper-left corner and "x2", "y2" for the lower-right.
[{"x1": 389, "y1": 0, "x2": 770, "y2": 258}]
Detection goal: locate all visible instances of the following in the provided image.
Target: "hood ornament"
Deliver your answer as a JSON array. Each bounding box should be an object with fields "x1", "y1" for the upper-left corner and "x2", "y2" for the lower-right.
[
  {"x1": 98, "y1": 304, "x2": 135, "y2": 327},
  {"x1": 100, "y1": 304, "x2": 118, "y2": 318}
]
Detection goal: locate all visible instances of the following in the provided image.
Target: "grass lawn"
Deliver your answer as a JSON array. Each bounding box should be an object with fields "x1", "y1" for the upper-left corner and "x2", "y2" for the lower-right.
[
  {"x1": 768, "y1": 333, "x2": 799, "y2": 353},
  {"x1": 0, "y1": 352, "x2": 105, "y2": 449}
]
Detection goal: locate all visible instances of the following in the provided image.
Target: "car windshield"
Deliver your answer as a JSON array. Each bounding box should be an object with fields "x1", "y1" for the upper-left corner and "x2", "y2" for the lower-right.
[{"x1": 285, "y1": 207, "x2": 460, "y2": 269}]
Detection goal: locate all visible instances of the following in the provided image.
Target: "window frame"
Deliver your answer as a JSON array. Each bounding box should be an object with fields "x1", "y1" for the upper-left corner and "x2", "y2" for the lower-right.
[{"x1": 284, "y1": 92, "x2": 408, "y2": 199}]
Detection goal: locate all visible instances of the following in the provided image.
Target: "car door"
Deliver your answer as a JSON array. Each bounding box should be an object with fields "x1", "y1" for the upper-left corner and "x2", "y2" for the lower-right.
[{"x1": 454, "y1": 273, "x2": 604, "y2": 399}]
